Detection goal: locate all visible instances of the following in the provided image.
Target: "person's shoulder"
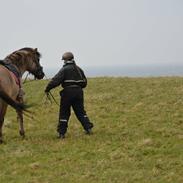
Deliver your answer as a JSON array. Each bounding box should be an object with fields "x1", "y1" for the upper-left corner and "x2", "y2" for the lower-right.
[
  {"x1": 55, "y1": 66, "x2": 65, "y2": 75},
  {"x1": 76, "y1": 64, "x2": 83, "y2": 70},
  {"x1": 78, "y1": 66, "x2": 85, "y2": 73}
]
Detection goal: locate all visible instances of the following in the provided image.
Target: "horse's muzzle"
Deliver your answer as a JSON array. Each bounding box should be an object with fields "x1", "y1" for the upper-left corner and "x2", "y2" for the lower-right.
[
  {"x1": 33, "y1": 66, "x2": 45, "y2": 79},
  {"x1": 36, "y1": 72, "x2": 45, "y2": 79}
]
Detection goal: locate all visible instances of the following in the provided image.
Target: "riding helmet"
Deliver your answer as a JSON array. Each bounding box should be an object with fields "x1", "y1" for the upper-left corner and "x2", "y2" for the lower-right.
[{"x1": 62, "y1": 52, "x2": 74, "y2": 61}]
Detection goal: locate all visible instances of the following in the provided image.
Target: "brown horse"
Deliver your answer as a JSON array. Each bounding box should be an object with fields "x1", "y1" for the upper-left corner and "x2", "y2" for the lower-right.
[{"x1": 0, "y1": 47, "x2": 45, "y2": 143}]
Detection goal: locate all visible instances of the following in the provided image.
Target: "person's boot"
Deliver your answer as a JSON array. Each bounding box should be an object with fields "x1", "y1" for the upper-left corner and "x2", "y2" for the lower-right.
[
  {"x1": 58, "y1": 134, "x2": 65, "y2": 139},
  {"x1": 85, "y1": 123, "x2": 94, "y2": 135},
  {"x1": 85, "y1": 128, "x2": 92, "y2": 135},
  {"x1": 57, "y1": 127, "x2": 65, "y2": 139},
  {"x1": 57, "y1": 121, "x2": 67, "y2": 139}
]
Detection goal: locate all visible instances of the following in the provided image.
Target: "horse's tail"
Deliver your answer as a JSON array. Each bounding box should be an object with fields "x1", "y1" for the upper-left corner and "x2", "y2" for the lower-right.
[{"x1": 0, "y1": 90, "x2": 27, "y2": 111}]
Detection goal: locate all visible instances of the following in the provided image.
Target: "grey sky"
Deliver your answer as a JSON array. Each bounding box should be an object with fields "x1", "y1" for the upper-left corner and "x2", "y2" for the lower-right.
[{"x1": 0, "y1": 0, "x2": 183, "y2": 71}]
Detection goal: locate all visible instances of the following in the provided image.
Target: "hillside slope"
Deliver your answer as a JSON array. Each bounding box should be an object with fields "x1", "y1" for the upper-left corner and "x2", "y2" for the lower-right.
[{"x1": 0, "y1": 77, "x2": 183, "y2": 183}]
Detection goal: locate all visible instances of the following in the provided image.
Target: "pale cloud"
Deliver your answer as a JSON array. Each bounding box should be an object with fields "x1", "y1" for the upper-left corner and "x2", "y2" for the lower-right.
[{"x1": 0, "y1": 0, "x2": 183, "y2": 71}]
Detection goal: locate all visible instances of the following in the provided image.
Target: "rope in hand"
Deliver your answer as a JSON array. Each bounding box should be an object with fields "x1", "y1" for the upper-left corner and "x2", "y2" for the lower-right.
[
  {"x1": 16, "y1": 73, "x2": 59, "y2": 123},
  {"x1": 45, "y1": 91, "x2": 59, "y2": 106},
  {"x1": 43, "y1": 74, "x2": 59, "y2": 106}
]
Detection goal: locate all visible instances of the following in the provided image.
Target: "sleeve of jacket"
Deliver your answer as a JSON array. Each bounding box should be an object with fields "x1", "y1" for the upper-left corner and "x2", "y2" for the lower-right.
[
  {"x1": 79, "y1": 67, "x2": 87, "y2": 88},
  {"x1": 45, "y1": 68, "x2": 64, "y2": 92}
]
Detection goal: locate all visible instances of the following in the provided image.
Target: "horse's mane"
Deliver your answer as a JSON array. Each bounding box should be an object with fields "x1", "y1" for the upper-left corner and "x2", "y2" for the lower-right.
[
  {"x1": 4, "y1": 47, "x2": 41, "y2": 66},
  {"x1": 19, "y1": 47, "x2": 41, "y2": 58}
]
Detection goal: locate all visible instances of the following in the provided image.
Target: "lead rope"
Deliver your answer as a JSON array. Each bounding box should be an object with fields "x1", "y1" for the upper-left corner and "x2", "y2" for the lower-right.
[
  {"x1": 44, "y1": 74, "x2": 59, "y2": 106},
  {"x1": 48, "y1": 92, "x2": 59, "y2": 106}
]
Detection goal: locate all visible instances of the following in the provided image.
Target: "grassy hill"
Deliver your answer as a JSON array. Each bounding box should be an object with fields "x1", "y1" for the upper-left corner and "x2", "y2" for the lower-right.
[{"x1": 0, "y1": 77, "x2": 183, "y2": 183}]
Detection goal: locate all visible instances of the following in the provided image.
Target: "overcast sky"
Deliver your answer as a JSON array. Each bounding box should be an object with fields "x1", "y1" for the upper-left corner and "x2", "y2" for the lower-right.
[{"x1": 0, "y1": 0, "x2": 183, "y2": 71}]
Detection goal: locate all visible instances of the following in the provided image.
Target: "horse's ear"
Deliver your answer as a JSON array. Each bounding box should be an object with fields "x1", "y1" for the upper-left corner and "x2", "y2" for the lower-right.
[{"x1": 34, "y1": 48, "x2": 38, "y2": 52}]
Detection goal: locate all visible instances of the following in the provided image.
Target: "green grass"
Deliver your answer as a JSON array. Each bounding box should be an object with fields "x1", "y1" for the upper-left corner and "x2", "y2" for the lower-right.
[{"x1": 0, "y1": 77, "x2": 183, "y2": 183}]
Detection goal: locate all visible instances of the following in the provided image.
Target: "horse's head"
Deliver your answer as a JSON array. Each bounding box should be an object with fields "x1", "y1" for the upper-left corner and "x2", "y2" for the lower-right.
[
  {"x1": 4, "y1": 47, "x2": 45, "y2": 79},
  {"x1": 29, "y1": 48, "x2": 45, "y2": 79},
  {"x1": 22, "y1": 48, "x2": 45, "y2": 79}
]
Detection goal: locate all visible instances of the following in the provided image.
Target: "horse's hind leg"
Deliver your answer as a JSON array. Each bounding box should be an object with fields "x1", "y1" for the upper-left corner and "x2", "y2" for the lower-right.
[
  {"x1": 0, "y1": 118, "x2": 4, "y2": 143},
  {"x1": 0, "y1": 106, "x2": 7, "y2": 143}
]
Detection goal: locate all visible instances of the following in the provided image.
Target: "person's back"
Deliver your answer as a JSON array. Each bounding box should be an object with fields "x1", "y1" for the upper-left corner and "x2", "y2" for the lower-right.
[{"x1": 61, "y1": 62, "x2": 87, "y2": 89}]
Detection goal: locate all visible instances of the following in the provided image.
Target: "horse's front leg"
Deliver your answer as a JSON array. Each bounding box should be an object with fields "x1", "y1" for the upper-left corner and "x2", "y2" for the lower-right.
[{"x1": 17, "y1": 110, "x2": 25, "y2": 138}]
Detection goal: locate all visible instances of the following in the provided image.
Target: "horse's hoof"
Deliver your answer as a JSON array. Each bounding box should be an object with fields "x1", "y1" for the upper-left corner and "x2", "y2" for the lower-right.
[{"x1": 19, "y1": 131, "x2": 25, "y2": 137}]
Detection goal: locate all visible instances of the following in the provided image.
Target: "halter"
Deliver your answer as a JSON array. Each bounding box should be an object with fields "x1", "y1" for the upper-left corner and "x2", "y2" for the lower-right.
[{"x1": 27, "y1": 54, "x2": 44, "y2": 79}]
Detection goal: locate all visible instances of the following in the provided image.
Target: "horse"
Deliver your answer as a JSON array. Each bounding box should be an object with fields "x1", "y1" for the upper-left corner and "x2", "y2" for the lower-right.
[{"x1": 0, "y1": 47, "x2": 45, "y2": 143}]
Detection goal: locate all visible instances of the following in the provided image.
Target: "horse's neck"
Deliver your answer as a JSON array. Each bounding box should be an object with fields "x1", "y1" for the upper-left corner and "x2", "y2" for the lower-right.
[
  {"x1": 10, "y1": 63, "x2": 27, "y2": 78},
  {"x1": 4, "y1": 59, "x2": 27, "y2": 78},
  {"x1": 16, "y1": 66, "x2": 27, "y2": 78}
]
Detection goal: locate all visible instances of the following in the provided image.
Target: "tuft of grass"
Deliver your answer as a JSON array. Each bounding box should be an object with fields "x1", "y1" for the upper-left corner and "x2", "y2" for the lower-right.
[{"x1": 0, "y1": 77, "x2": 183, "y2": 183}]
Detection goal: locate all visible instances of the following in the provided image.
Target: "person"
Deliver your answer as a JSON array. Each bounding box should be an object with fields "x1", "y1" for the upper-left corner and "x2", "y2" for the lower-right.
[{"x1": 44, "y1": 52, "x2": 93, "y2": 139}]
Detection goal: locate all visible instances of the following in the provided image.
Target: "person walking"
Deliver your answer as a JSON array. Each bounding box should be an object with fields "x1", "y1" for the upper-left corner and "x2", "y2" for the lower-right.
[{"x1": 44, "y1": 52, "x2": 93, "y2": 139}]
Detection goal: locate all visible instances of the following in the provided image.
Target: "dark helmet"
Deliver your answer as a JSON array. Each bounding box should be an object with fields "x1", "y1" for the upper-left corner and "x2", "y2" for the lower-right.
[{"x1": 62, "y1": 52, "x2": 74, "y2": 61}]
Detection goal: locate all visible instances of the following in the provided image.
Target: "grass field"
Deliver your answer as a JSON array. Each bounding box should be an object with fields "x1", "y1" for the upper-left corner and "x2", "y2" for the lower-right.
[{"x1": 0, "y1": 77, "x2": 183, "y2": 183}]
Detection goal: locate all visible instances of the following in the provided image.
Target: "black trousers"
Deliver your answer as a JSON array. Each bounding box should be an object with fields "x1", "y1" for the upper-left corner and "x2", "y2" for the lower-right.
[{"x1": 58, "y1": 87, "x2": 93, "y2": 135}]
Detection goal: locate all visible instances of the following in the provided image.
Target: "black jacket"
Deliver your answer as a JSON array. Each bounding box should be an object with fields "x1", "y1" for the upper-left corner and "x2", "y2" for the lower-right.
[{"x1": 45, "y1": 61, "x2": 87, "y2": 92}]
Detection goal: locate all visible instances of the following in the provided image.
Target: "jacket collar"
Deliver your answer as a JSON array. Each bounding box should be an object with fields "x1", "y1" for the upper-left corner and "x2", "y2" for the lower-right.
[{"x1": 63, "y1": 60, "x2": 75, "y2": 66}]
